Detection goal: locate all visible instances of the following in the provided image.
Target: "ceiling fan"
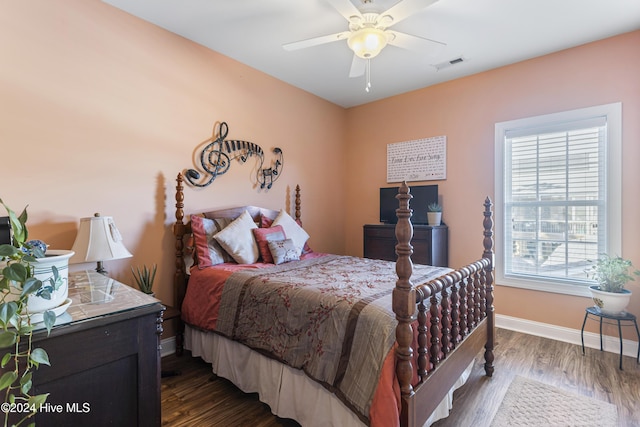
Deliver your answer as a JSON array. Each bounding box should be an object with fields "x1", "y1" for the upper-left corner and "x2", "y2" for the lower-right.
[{"x1": 283, "y1": 0, "x2": 445, "y2": 92}]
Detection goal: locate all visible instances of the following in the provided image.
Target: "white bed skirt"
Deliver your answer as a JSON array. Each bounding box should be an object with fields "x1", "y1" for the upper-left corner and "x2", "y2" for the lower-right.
[{"x1": 185, "y1": 325, "x2": 471, "y2": 427}]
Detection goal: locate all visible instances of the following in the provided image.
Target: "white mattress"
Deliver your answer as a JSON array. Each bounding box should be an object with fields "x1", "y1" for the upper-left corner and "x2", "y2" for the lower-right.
[{"x1": 185, "y1": 325, "x2": 472, "y2": 427}]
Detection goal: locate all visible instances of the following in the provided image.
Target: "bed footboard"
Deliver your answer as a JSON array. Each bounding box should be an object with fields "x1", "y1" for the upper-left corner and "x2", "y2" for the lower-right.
[{"x1": 394, "y1": 182, "x2": 494, "y2": 427}]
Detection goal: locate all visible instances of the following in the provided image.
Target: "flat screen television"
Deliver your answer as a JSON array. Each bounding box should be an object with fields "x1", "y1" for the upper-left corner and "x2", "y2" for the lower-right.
[{"x1": 379, "y1": 185, "x2": 438, "y2": 225}]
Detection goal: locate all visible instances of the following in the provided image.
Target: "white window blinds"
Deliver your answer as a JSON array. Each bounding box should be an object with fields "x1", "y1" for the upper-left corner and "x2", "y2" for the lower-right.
[{"x1": 503, "y1": 117, "x2": 607, "y2": 285}]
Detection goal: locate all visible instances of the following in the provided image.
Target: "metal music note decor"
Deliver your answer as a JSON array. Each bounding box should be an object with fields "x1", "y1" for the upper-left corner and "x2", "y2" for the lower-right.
[{"x1": 185, "y1": 121, "x2": 284, "y2": 189}]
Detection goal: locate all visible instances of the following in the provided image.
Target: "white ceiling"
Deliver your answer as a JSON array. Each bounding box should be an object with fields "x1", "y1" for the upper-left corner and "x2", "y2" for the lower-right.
[{"x1": 102, "y1": 0, "x2": 640, "y2": 108}]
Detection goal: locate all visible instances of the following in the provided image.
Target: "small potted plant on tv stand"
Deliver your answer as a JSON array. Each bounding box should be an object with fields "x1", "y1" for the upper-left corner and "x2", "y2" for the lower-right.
[{"x1": 427, "y1": 202, "x2": 442, "y2": 226}]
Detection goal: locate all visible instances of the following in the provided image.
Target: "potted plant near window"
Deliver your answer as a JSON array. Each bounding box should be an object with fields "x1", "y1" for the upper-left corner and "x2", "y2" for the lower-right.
[
  {"x1": 586, "y1": 254, "x2": 640, "y2": 315},
  {"x1": 0, "y1": 199, "x2": 71, "y2": 425},
  {"x1": 427, "y1": 202, "x2": 442, "y2": 226}
]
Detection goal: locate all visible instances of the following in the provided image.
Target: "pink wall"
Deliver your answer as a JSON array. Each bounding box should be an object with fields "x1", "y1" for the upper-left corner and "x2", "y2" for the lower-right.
[
  {"x1": 345, "y1": 31, "x2": 640, "y2": 337},
  {"x1": 0, "y1": 0, "x2": 346, "y2": 316},
  {"x1": 1, "y1": 0, "x2": 638, "y2": 339}
]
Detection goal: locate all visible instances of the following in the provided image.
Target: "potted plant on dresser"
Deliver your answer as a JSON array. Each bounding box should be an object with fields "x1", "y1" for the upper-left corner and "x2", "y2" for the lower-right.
[
  {"x1": 0, "y1": 199, "x2": 73, "y2": 425},
  {"x1": 587, "y1": 254, "x2": 640, "y2": 315},
  {"x1": 427, "y1": 202, "x2": 442, "y2": 226}
]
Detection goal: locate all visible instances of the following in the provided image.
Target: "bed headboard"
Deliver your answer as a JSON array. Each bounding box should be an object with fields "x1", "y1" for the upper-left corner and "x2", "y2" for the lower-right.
[{"x1": 202, "y1": 206, "x2": 279, "y2": 224}]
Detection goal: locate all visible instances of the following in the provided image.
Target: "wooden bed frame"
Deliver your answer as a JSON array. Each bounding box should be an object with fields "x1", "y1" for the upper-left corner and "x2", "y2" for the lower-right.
[{"x1": 173, "y1": 172, "x2": 495, "y2": 427}]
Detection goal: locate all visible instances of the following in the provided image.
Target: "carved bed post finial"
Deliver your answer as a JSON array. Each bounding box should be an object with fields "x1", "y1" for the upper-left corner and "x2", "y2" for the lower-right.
[
  {"x1": 175, "y1": 173, "x2": 184, "y2": 225},
  {"x1": 482, "y1": 197, "x2": 495, "y2": 377},
  {"x1": 295, "y1": 185, "x2": 301, "y2": 221},
  {"x1": 393, "y1": 181, "x2": 416, "y2": 398}
]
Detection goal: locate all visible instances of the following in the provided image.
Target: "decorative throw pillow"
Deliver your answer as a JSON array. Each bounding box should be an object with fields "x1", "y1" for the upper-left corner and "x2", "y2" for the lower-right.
[
  {"x1": 214, "y1": 210, "x2": 259, "y2": 264},
  {"x1": 190, "y1": 215, "x2": 233, "y2": 268},
  {"x1": 252, "y1": 225, "x2": 286, "y2": 263},
  {"x1": 268, "y1": 239, "x2": 301, "y2": 265},
  {"x1": 271, "y1": 210, "x2": 310, "y2": 257}
]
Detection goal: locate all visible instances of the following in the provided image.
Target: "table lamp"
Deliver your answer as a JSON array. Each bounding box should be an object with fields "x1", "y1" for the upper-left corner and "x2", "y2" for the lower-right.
[{"x1": 70, "y1": 213, "x2": 132, "y2": 275}]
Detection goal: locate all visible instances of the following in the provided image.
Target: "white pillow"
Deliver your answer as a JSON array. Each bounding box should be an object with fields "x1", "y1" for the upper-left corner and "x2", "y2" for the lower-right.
[
  {"x1": 213, "y1": 210, "x2": 259, "y2": 264},
  {"x1": 272, "y1": 210, "x2": 309, "y2": 257}
]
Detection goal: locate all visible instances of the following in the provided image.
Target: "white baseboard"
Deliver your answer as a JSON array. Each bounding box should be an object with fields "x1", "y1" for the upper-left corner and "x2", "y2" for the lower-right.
[
  {"x1": 161, "y1": 336, "x2": 176, "y2": 358},
  {"x1": 496, "y1": 314, "x2": 639, "y2": 359}
]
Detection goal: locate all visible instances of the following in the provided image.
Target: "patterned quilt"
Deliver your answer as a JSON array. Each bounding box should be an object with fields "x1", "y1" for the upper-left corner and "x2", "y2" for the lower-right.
[{"x1": 214, "y1": 255, "x2": 451, "y2": 421}]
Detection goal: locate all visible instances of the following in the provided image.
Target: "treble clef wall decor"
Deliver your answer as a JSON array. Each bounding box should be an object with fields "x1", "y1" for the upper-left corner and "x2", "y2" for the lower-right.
[{"x1": 185, "y1": 121, "x2": 284, "y2": 189}]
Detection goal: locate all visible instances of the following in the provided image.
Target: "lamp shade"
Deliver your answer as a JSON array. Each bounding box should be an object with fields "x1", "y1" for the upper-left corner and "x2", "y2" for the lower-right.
[{"x1": 70, "y1": 214, "x2": 132, "y2": 264}]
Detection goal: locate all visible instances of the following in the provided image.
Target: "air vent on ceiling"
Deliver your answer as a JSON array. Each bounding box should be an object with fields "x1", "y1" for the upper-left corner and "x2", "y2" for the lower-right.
[{"x1": 432, "y1": 56, "x2": 466, "y2": 71}]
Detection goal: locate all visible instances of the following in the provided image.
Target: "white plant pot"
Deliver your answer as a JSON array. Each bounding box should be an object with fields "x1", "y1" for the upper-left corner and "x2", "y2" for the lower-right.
[
  {"x1": 589, "y1": 285, "x2": 632, "y2": 315},
  {"x1": 427, "y1": 212, "x2": 442, "y2": 226},
  {"x1": 3, "y1": 249, "x2": 74, "y2": 313}
]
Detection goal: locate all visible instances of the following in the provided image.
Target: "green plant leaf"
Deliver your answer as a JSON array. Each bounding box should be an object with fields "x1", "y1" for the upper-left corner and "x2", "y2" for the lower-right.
[
  {"x1": 0, "y1": 330, "x2": 17, "y2": 348},
  {"x1": 16, "y1": 206, "x2": 28, "y2": 243},
  {"x1": 0, "y1": 301, "x2": 18, "y2": 326},
  {"x1": 43, "y1": 310, "x2": 56, "y2": 334},
  {"x1": 1, "y1": 352, "x2": 11, "y2": 368},
  {"x1": 0, "y1": 200, "x2": 28, "y2": 245},
  {"x1": 4, "y1": 262, "x2": 28, "y2": 283},
  {"x1": 8, "y1": 313, "x2": 21, "y2": 330},
  {"x1": 21, "y1": 277, "x2": 42, "y2": 297},
  {"x1": 20, "y1": 371, "x2": 32, "y2": 395},
  {"x1": 0, "y1": 371, "x2": 17, "y2": 391},
  {"x1": 0, "y1": 277, "x2": 10, "y2": 293},
  {"x1": 132, "y1": 264, "x2": 157, "y2": 293},
  {"x1": 0, "y1": 244, "x2": 18, "y2": 257},
  {"x1": 28, "y1": 393, "x2": 49, "y2": 412},
  {"x1": 21, "y1": 253, "x2": 37, "y2": 263},
  {"x1": 30, "y1": 348, "x2": 50, "y2": 366}
]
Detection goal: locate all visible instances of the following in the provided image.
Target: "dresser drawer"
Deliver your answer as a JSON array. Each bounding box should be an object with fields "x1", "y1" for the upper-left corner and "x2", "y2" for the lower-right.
[{"x1": 363, "y1": 224, "x2": 448, "y2": 267}]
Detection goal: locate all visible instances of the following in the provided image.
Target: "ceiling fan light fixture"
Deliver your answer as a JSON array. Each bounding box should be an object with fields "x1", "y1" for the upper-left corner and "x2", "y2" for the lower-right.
[{"x1": 347, "y1": 27, "x2": 388, "y2": 59}]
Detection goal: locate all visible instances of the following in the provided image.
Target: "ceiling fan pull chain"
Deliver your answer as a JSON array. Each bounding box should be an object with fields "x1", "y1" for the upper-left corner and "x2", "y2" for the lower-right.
[{"x1": 365, "y1": 59, "x2": 372, "y2": 92}]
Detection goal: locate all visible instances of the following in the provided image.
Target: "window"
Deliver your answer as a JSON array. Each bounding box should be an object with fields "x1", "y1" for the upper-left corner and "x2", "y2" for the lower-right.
[{"x1": 495, "y1": 103, "x2": 621, "y2": 296}]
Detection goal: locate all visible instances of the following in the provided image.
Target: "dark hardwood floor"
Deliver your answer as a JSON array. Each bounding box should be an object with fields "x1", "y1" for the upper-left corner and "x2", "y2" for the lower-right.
[
  {"x1": 161, "y1": 353, "x2": 299, "y2": 427},
  {"x1": 161, "y1": 328, "x2": 640, "y2": 426}
]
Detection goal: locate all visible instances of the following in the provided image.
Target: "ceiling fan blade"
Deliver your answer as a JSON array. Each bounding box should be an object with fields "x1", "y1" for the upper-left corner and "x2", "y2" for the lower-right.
[
  {"x1": 382, "y1": 0, "x2": 439, "y2": 26},
  {"x1": 387, "y1": 30, "x2": 446, "y2": 56},
  {"x1": 324, "y1": 0, "x2": 363, "y2": 21},
  {"x1": 349, "y1": 54, "x2": 366, "y2": 78},
  {"x1": 283, "y1": 31, "x2": 350, "y2": 51}
]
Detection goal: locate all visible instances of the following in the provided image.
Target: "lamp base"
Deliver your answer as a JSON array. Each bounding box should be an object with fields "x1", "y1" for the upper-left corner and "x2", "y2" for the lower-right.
[{"x1": 96, "y1": 261, "x2": 108, "y2": 276}]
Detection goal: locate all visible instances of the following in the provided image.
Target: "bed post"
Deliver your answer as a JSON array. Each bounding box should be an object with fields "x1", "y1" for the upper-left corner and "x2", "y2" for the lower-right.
[
  {"x1": 173, "y1": 172, "x2": 187, "y2": 355},
  {"x1": 393, "y1": 182, "x2": 416, "y2": 400},
  {"x1": 294, "y1": 184, "x2": 301, "y2": 221},
  {"x1": 482, "y1": 197, "x2": 495, "y2": 377}
]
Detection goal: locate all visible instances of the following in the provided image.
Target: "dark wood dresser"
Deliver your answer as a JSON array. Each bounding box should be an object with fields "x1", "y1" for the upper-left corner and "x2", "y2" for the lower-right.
[
  {"x1": 363, "y1": 223, "x2": 449, "y2": 267},
  {"x1": 29, "y1": 271, "x2": 163, "y2": 427}
]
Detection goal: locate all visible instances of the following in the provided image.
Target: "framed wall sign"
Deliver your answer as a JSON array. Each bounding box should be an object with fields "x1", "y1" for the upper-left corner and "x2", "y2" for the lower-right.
[{"x1": 387, "y1": 136, "x2": 447, "y2": 183}]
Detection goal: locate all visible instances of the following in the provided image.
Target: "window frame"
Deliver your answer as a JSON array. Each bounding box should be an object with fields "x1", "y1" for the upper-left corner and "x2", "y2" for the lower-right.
[{"x1": 494, "y1": 103, "x2": 622, "y2": 297}]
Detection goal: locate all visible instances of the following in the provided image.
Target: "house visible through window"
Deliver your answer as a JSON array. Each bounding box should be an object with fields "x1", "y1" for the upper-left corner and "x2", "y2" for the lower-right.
[{"x1": 495, "y1": 103, "x2": 621, "y2": 296}]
